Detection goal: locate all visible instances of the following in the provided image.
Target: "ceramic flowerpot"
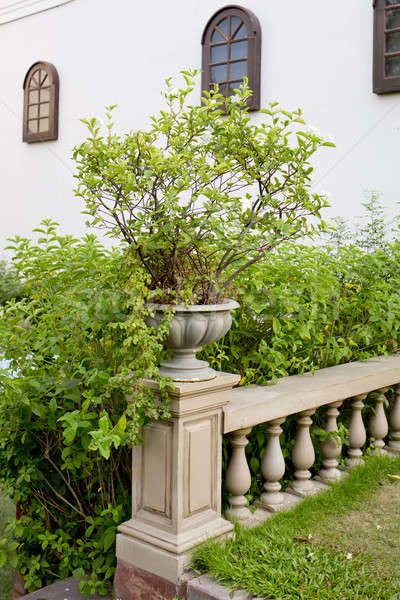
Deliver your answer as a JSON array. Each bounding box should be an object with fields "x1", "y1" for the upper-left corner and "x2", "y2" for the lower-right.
[{"x1": 146, "y1": 300, "x2": 239, "y2": 382}]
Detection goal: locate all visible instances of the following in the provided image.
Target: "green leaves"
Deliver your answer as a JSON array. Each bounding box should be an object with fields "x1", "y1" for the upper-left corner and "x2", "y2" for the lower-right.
[
  {"x1": 73, "y1": 71, "x2": 333, "y2": 304},
  {"x1": 201, "y1": 238, "x2": 400, "y2": 385},
  {"x1": 272, "y1": 317, "x2": 281, "y2": 335},
  {"x1": 102, "y1": 526, "x2": 116, "y2": 552},
  {"x1": 88, "y1": 412, "x2": 126, "y2": 459},
  {"x1": 0, "y1": 223, "x2": 170, "y2": 593}
]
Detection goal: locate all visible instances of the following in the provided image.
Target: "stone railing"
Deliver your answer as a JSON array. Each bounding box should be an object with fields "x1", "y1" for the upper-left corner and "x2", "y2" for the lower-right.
[
  {"x1": 114, "y1": 355, "x2": 400, "y2": 600},
  {"x1": 223, "y1": 354, "x2": 400, "y2": 525}
]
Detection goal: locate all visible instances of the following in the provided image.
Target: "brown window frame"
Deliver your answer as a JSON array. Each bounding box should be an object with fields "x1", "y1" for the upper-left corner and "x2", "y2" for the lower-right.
[
  {"x1": 201, "y1": 5, "x2": 261, "y2": 110},
  {"x1": 23, "y1": 61, "x2": 59, "y2": 143},
  {"x1": 373, "y1": 0, "x2": 400, "y2": 93}
]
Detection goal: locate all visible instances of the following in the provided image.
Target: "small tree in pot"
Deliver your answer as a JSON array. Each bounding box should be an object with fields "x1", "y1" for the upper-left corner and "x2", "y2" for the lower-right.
[{"x1": 73, "y1": 71, "x2": 333, "y2": 381}]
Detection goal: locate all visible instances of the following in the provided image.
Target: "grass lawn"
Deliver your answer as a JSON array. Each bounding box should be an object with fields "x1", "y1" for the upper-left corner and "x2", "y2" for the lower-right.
[
  {"x1": 194, "y1": 455, "x2": 400, "y2": 600},
  {"x1": 0, "y1": 489, "x2": 13, "y2": 600}
]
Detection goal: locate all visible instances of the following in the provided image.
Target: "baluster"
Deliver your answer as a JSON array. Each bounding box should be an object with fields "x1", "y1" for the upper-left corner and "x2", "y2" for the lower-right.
[
  {"x1": 225, "y1": 428, "x2": 252, "y2": 523},
  {"x1": 369, "y1": 388, "x2": 389, "y2": 454},
  {"x1": 387, "y1": 384, "x2": 400, "y2": 455},
  {"x1": 318, "y1": 401, "x2": 344, "y2": 482},
  {"x1": 345, "y1": 394, "x2": 367, "y2": 468},
  {"x1": 288, "y1": 409, "x2": 317, "y2": 497},
  {"x1": 260, "y1": 418, "x2": 286, "y2": 511}
]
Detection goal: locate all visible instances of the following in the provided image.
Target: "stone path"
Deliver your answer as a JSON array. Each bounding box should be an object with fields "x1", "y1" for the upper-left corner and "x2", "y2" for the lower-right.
[{"x1": 21, "y1": 577, "x2": 111, "y2": 600}]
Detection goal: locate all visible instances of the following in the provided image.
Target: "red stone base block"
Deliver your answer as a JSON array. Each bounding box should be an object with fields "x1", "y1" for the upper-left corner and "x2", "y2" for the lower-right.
[
  {"x1": 114, "y1": 560, "x2": 192, "y2": 600},
  {"x1": 12, "y1": 570, "x2": 27, "y2": 599}
]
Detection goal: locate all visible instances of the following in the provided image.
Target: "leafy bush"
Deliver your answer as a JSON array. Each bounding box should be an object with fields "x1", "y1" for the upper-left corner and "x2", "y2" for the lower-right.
[
  {"x1": 0, "y1": 221, "x2": 169, "y2": 594},
  {"x1": 0, "y1": 260, "x2": 24, "y2": 306},
  {"x1": 2, "y1": 214, "x2": 400, "y2": 591},
  {"x1": 325, "y1": 190, "x2": 395, "y2": 252},
  {"x1": 73, "y1": 71, "x2": 332, "y2": 304},
  {"x1": 203, "y1": 244, "x2": 400, "y2": 384},
  {"x1": 0, "y1": 488, "x2": 13, "y2": 600},
  {"x1": 201, "y1": 198, "x2": 400, "y2": 502}
]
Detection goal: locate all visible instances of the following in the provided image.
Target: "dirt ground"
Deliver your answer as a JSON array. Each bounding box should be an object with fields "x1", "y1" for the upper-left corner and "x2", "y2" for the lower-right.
[{"x1": 314, "y1": 481, "x2": 400, "y2": 582}]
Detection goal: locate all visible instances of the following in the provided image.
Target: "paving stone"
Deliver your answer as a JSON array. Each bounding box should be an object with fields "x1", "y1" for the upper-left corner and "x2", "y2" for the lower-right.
[
  {"x1": 20, "y1": 577, "x2": 111, "y2": 600},
  {"x1": 187, "y1": 574, "x2": 252, "y2": 600}
]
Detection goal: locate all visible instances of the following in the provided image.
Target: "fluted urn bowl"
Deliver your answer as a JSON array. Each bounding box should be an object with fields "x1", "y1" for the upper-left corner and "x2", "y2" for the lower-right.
[{"x1": 147, "y1": 300, "x2": 239, "y2": 382}]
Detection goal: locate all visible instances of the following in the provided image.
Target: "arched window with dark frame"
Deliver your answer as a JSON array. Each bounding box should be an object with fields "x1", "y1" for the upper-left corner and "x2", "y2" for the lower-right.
[
  {"x1": 23, "y1": 61, "x2": 59, "y2": 143},
  {"x1": 373, "y1": 0, "x2": 400, "y2": 93},
  {"x1": 201, "y1": 5, "x2": 261, "y2": 110}
]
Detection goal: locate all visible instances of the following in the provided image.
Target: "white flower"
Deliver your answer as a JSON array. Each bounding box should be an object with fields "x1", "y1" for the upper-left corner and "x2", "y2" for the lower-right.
[
  {"x1": 308, "y1": 533, "x2": 313, "y2": 540},
  {"x1": 94, "y1": 116, "x2": 105, "y2": 129},
  {"x1": 377, "y1": 524, "x2": 382, "y2": 530},
  {"x1": 319, "y1": 190, "x2": 331, "y2": 200},
  {"x1": 200, "y1": 127, "x2": 213, "y2": 145},
  {"x1": 307, "y1": 552, "x2": 314, "y2": 558},
  {"x1": 230, "y1": 94, "x2": 242, "y2": 103},
  {"x1": 306, "y1": 124, "x2": 321, "y2": 136},
  {"x1": 346, "y1": 552, "x2": 353, "y2": 560}
]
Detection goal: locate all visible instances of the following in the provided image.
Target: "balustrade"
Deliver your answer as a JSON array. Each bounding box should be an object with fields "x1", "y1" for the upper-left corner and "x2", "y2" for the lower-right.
[
  {"x1": 225, "y1": 427, "x2": 253, "y2": 522},
  {"x1": 369, "y1": 388, "x2": 389, "y2": 454},
  {"x1": 345, "y1": 394, "x2": 367, "y2": 467},
  {"x1": 260, "y1": 418, "x2": 286, "y2": 511},
  {"x1": 223, "y1": 357, "x2": 400, "y2": 527},
  {"x1": 317, "y1": 401, "x2": 344, "y2": 482},
  {"x1": 387, "y1": 384, "x2": 400, "y2": 455},
  {"x1": 288, "y1": 409, "x2": 322, "y2": 497}
]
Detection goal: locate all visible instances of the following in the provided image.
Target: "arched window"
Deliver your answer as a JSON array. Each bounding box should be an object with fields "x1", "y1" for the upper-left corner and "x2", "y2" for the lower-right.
[
  {"x1": 373, "y1": 0, "x2": 400, "y2": 93},
  {"x1": 23, "y1": 61, "x2": 59, "y2": 142},
  {"x1": 201, "y1": 5, "x2": 261, "y2": 110}
]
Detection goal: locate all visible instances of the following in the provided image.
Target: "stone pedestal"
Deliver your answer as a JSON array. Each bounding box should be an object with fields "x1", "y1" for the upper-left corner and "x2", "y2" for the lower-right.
[{"x1": 115, "y1": 373, "x2": 239, "y2": 600}]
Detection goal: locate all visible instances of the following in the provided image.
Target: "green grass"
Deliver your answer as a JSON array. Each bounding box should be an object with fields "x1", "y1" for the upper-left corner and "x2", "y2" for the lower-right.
[
  {"x1": 194, "y1": 455, "x2": 400, "y2": 600},
  {"x1": 0, "y1": 489, "x2": 13, "y2": 600}
]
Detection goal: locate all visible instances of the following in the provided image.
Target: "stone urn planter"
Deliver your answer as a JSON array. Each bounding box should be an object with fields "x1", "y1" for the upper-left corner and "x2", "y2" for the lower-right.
[{"x1": 147, "y1": 300, "x2": 239, "y2": 382}]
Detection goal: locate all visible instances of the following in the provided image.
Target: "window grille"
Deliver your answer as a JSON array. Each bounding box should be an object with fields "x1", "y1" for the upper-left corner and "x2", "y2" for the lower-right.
[
  {"x1": 373, "y1": 0, "x2": 400, "y2": 93},
  {"x1": 201, "y1": 6, "x2": 261, "y2": 110},
  {"x1": 23, "y1": 61, "x2": 59, "y2": 142}
]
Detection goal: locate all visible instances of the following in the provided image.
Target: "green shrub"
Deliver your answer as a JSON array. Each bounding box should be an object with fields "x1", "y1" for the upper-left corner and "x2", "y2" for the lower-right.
[
  {"x1": 73, "y1": 71, "x2": 332, "y2": 304},
  {"x1": 0, "y1": 488, "x2": 14, "y2": 600},
  {"x1": 2, "y1": 209, "x2": 400, "y2": 594},
  {"x1": 202, "y1": 241, "x2": 400, "y2": 384},
  {"x1": 201, "y1": 239, "x2": 400, "y2": 503},
  {"x1": 2, "y1": 223, "x2": 399, "y2": 591},
  {"x1": 0, "y1": 221, "x2": 168, "y2": 594},
  {"x1": 0, "y1": 260, "x2": 24, "y2": 306}
]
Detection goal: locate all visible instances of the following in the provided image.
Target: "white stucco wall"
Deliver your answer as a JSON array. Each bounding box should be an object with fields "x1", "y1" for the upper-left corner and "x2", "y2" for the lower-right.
[{"x1": 0, "y1": 0, "x2": 398, "y2": 251}]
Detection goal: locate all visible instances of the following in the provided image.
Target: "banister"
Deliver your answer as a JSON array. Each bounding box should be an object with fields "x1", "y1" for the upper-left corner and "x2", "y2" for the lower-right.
[{"x1": 223, "y1": 355, "x2": 400, "y2": 433}]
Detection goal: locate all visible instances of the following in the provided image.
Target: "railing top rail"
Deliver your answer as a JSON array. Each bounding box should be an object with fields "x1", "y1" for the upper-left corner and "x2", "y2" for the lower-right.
[{"x1": 223, "y1": 355, "x2": 400, "y2": 433}]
